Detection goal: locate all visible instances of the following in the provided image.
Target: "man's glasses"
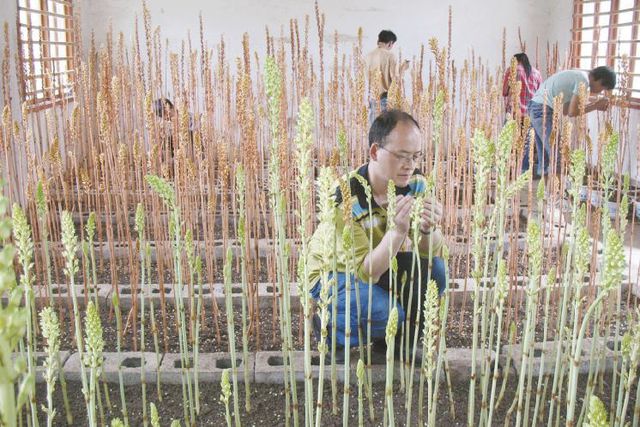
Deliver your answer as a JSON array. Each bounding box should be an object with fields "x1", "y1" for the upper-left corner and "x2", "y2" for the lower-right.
[{"x1": 379, "y1": 146, "x2": 423, "y2": 164}]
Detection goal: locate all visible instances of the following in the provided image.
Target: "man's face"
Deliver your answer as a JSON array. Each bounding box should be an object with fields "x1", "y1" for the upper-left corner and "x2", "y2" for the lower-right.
[
  {"x1": 589, "y1": 78, "x2": 606, "y2": 95},
  {"x1": 371, "y1": 121, "x2": 422, "y2": 188}
]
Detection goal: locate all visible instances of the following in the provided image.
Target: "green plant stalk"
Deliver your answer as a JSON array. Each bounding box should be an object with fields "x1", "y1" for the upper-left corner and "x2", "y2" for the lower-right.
[
  {"x1": 314, "y1": 270, "x2": 331, "y2": 427},
  {"x1": 12, "y1": 205, "x2": 39, "y2": 427},
  {"x1": 442, "y1": 349, "x2": 456, "y2": 418},
  {"x1": 331, "y1": 227, "x2": 338, "y2": 416},
  {"x1": 424, "y1": 91, "x2": 447, "y2": 427},
  {"x1": 613, "y1": 189, "x2": 632, "y2": 424},
  {"x1": 172, "y1": 222, "x2": 195, "y2": 427},
  {"x1": 185, "y1": 231, "x2": 199, "y2": 416},
  {"x1": 515, "y1": 220, "x2": 542, "y2": 427},
  {"x1": 575, "y1": 304, "x2": 607, "y2": 427},
  {"x1": 294, "y1": 98, "x2": 315, "y2": 427},
  {"x1": 405, "y1": 195, "x2": 427, "y2": 423},
  {"x1": 547, "y1": 150, "x2": 586, "y2": 426},
  {"x1": 383, "y1": 307, "x2": 398, "y2": 427},
  {"x1": 85, "y1": 302, "x2": 104, "y2": 427},
  {"x1": 487, "y1": 265, "x2": 510, "y2": 425},
  {"x1": 223, "y1": 248, "x2": 241, "y2": 427},
  {"x1": 565, "y1": 290, "x2": 613, "y2": 425},
  {"x1": 86, "y1": 212, "x2": 99, "y2": 308},
  {"x1": 357, "y1": 360, "x2": 364, "y2": 427},
  {"x1": 236, "y1": 182, "x2": 251, "y2": 412},
  {"x1": 314, "y1": 167, "x2": 337, "y2": 427},
  {"x1": 39, "y1": 307, "x2": 59, "y2": 427},
  {"x1": 531, "y1": 276, "x2": 554, "y2": 424},
  {"x1": 567, "y1": 226, "x2": 624, "y2": 425},
  {"x1": 615, "y1": 353, "x2": 632, "y2": 424},
  {"x1": 397, "y1": 273, "x2": 407, "y2": 393},
  {"x1": 467, "y1": 129, "x2": 493, "y2": 427},
  {"x1": 351, "y1": 172, "x2": 376, "y2": 421},
  {"x1": 35, "y1": 182, "x2": 53, "y2": 306},
  {"x1": 37, "y1": 190, "x2": 72, "y2": 425},
  {"x1": 342, "y1": 224, "x2": 355, "y2": 427},
  {"x1": 0, "y1": 187, "x2": 31, "y2": 426},
  {"x1": 429, "y1": 280, "x2": 450, "y2": 426},
  {"x1": 0, "y1": 384, "x2": 17, "y2": 427},
  {"x1": 478, "y1": 122, "x2": 520, "y2": 425},
  {"x1": 495, "y1": 323, "x2": 516, "y2": 410},
  {"x1": 609, "y1": 282, "x2": 624, "y2": 419},
  {"x1": 193, "y1": 257, "x2": 205, "y2": 416},
  {"x1": 633, "y1": 371, "x2": 640, "y2": 427},
  {"x1": 145, "y1": 243, "x2": 162, "y2": 400},
  {"x1": 112, "y1": 293, "x2": 129, "y2": 426},
  {"x1": 147, "y1": 174, "x2": 195, "y2": 425},
  {"x1": 61, "y1": 211, "x2": 91, "y2": 420},
  {"x1": 404, "y1": 251, "x2": 421, "y2": 423},
  {"x1": 265, "y1": 57, "x2": 298, "y2": 426},
  {"x1": 220, "y1": 369, "x2": 232, "y2": 427},
  {"x1": 136, "y1": 204, "x2": 148, "y2": 427},
  {"x1": 275, "y1": 204, "x2": 298, "y2": 427},
  {"x1": 569, "y1": 230, "x2": 622, "y2": 426}
]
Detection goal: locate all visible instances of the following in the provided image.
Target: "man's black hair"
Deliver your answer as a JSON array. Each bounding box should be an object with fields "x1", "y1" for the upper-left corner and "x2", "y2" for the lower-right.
[
  {"x1": 590, "y1": 66, "x2": 616, "y2": 90},
  {"x1": 153, "y1": 98, "x2": 175, "y2": 118},
  {"x1": 368, "y1": 109, "x2": 420, "y2": 147},
  {"x1": 377, "y1": 30, "x2": 397, "y2": 44}
]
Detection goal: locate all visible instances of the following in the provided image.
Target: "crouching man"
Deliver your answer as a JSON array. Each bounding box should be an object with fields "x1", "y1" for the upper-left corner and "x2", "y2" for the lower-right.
[{"x1": 305, "y1": 109, "x2": 448, "y2": 359}]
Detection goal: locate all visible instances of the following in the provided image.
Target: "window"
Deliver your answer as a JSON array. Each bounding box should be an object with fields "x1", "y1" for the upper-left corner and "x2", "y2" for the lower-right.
[
  {"x1": 571, "y1": 0, "x2": 640, "y2": 107},
  {"x1": 17, "y1": 0, "x2": 76, "y2": 110}
]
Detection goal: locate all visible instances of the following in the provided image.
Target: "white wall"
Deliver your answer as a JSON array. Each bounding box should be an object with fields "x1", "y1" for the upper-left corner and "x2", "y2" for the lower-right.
[{"x1": 79, "y1": 0, "x2": 564, "y2": 73}]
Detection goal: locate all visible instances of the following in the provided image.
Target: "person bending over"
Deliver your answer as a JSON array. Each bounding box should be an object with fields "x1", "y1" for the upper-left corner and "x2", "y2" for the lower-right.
[{"x1": 523, "y1": 66, "x2": 615, "y2": 177}]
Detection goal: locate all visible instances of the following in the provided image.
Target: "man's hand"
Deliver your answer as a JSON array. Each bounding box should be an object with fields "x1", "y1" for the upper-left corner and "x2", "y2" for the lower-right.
[
  {"x1": 400, "y1": 59, "x2": 410, "y2": 73},
  {"x1": 419, "y1": 197, "x2": 443, "y2": 232},
  {"x1": 393, "y1": 195, "x2": 414, "y2": 235},
  {"x1": 595, "y1": 97, "x2": 609, "y2": 111}
]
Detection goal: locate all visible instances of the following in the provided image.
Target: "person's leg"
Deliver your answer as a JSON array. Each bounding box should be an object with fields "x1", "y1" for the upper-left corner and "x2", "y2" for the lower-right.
[
  {"x1": 528, "y1": 102, "x2": 547, "y2": 176},
  {"x1": 541, "y1": 105, "x2": 554, "y2": 174},
  {"x1": 522, "y1": 103, "x2": 535, "y2": 173},
  {"x1": 312, "y1": 272, "x2": 405, "y2": 348},
  {"x1": 429, "y1": 256, "x2": 448, "y2": 296}
]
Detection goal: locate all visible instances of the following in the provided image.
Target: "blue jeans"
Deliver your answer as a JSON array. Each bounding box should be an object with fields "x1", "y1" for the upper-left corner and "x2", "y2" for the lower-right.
[
  {"x1": 523, "y1": 101, "x2": 554, "y2": 176},
  {"x1": 368, "y1": 95, "x2": 388, "y2": 125},
  {"x1": 310, "y1": 255, "x2": 447, "y2": 347}
]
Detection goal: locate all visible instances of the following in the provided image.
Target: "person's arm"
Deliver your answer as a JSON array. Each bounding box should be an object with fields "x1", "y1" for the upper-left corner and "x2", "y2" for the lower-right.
[
  {"x1": 565, "y1": 94, "x2": 609, "y2": 117},
  {"x1": 359, "y1": 195, "x2": 413, "y2": 283}
]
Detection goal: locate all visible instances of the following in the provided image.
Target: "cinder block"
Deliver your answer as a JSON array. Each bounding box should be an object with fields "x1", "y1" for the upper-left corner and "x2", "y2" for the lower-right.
[
  {"x1": 501, "y1": 339, "x2": 613, "y2": 377},
  {"x1": 447, "y1": 277, "x2": 527, "y2": 306},
  {"x1": 12, "y1": 351, "x2": 71, "y2": 383},
  {"x1": 446, "y1": 348, "x2": 498, "y2": 382},
  {"x1": 254, "y1": 350, "x2": 415, "y2": 384},
  {"x1": 64, "y1": 351, "x2": 159, "y2": 385},
  {"x1": 43, "y1": 284, "x2": 111, "y2": 306},
  {"x1": 257, "y1": 283, "x2": 301, "y2": 309},
  {"x1": 502, "y1": 341, "x2": 565, "y2": 377},
  {"x1": 159, "y1": 352, "x2": 255, "y2": 384},
  {"x1": 114, "y1": 284, "x2": 180, "y2": 308}
]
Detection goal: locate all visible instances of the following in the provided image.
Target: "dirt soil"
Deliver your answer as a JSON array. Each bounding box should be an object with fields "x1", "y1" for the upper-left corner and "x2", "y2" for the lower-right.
[{"x1": 35, "y1": 373, "x2": 636, "y2": 426}]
